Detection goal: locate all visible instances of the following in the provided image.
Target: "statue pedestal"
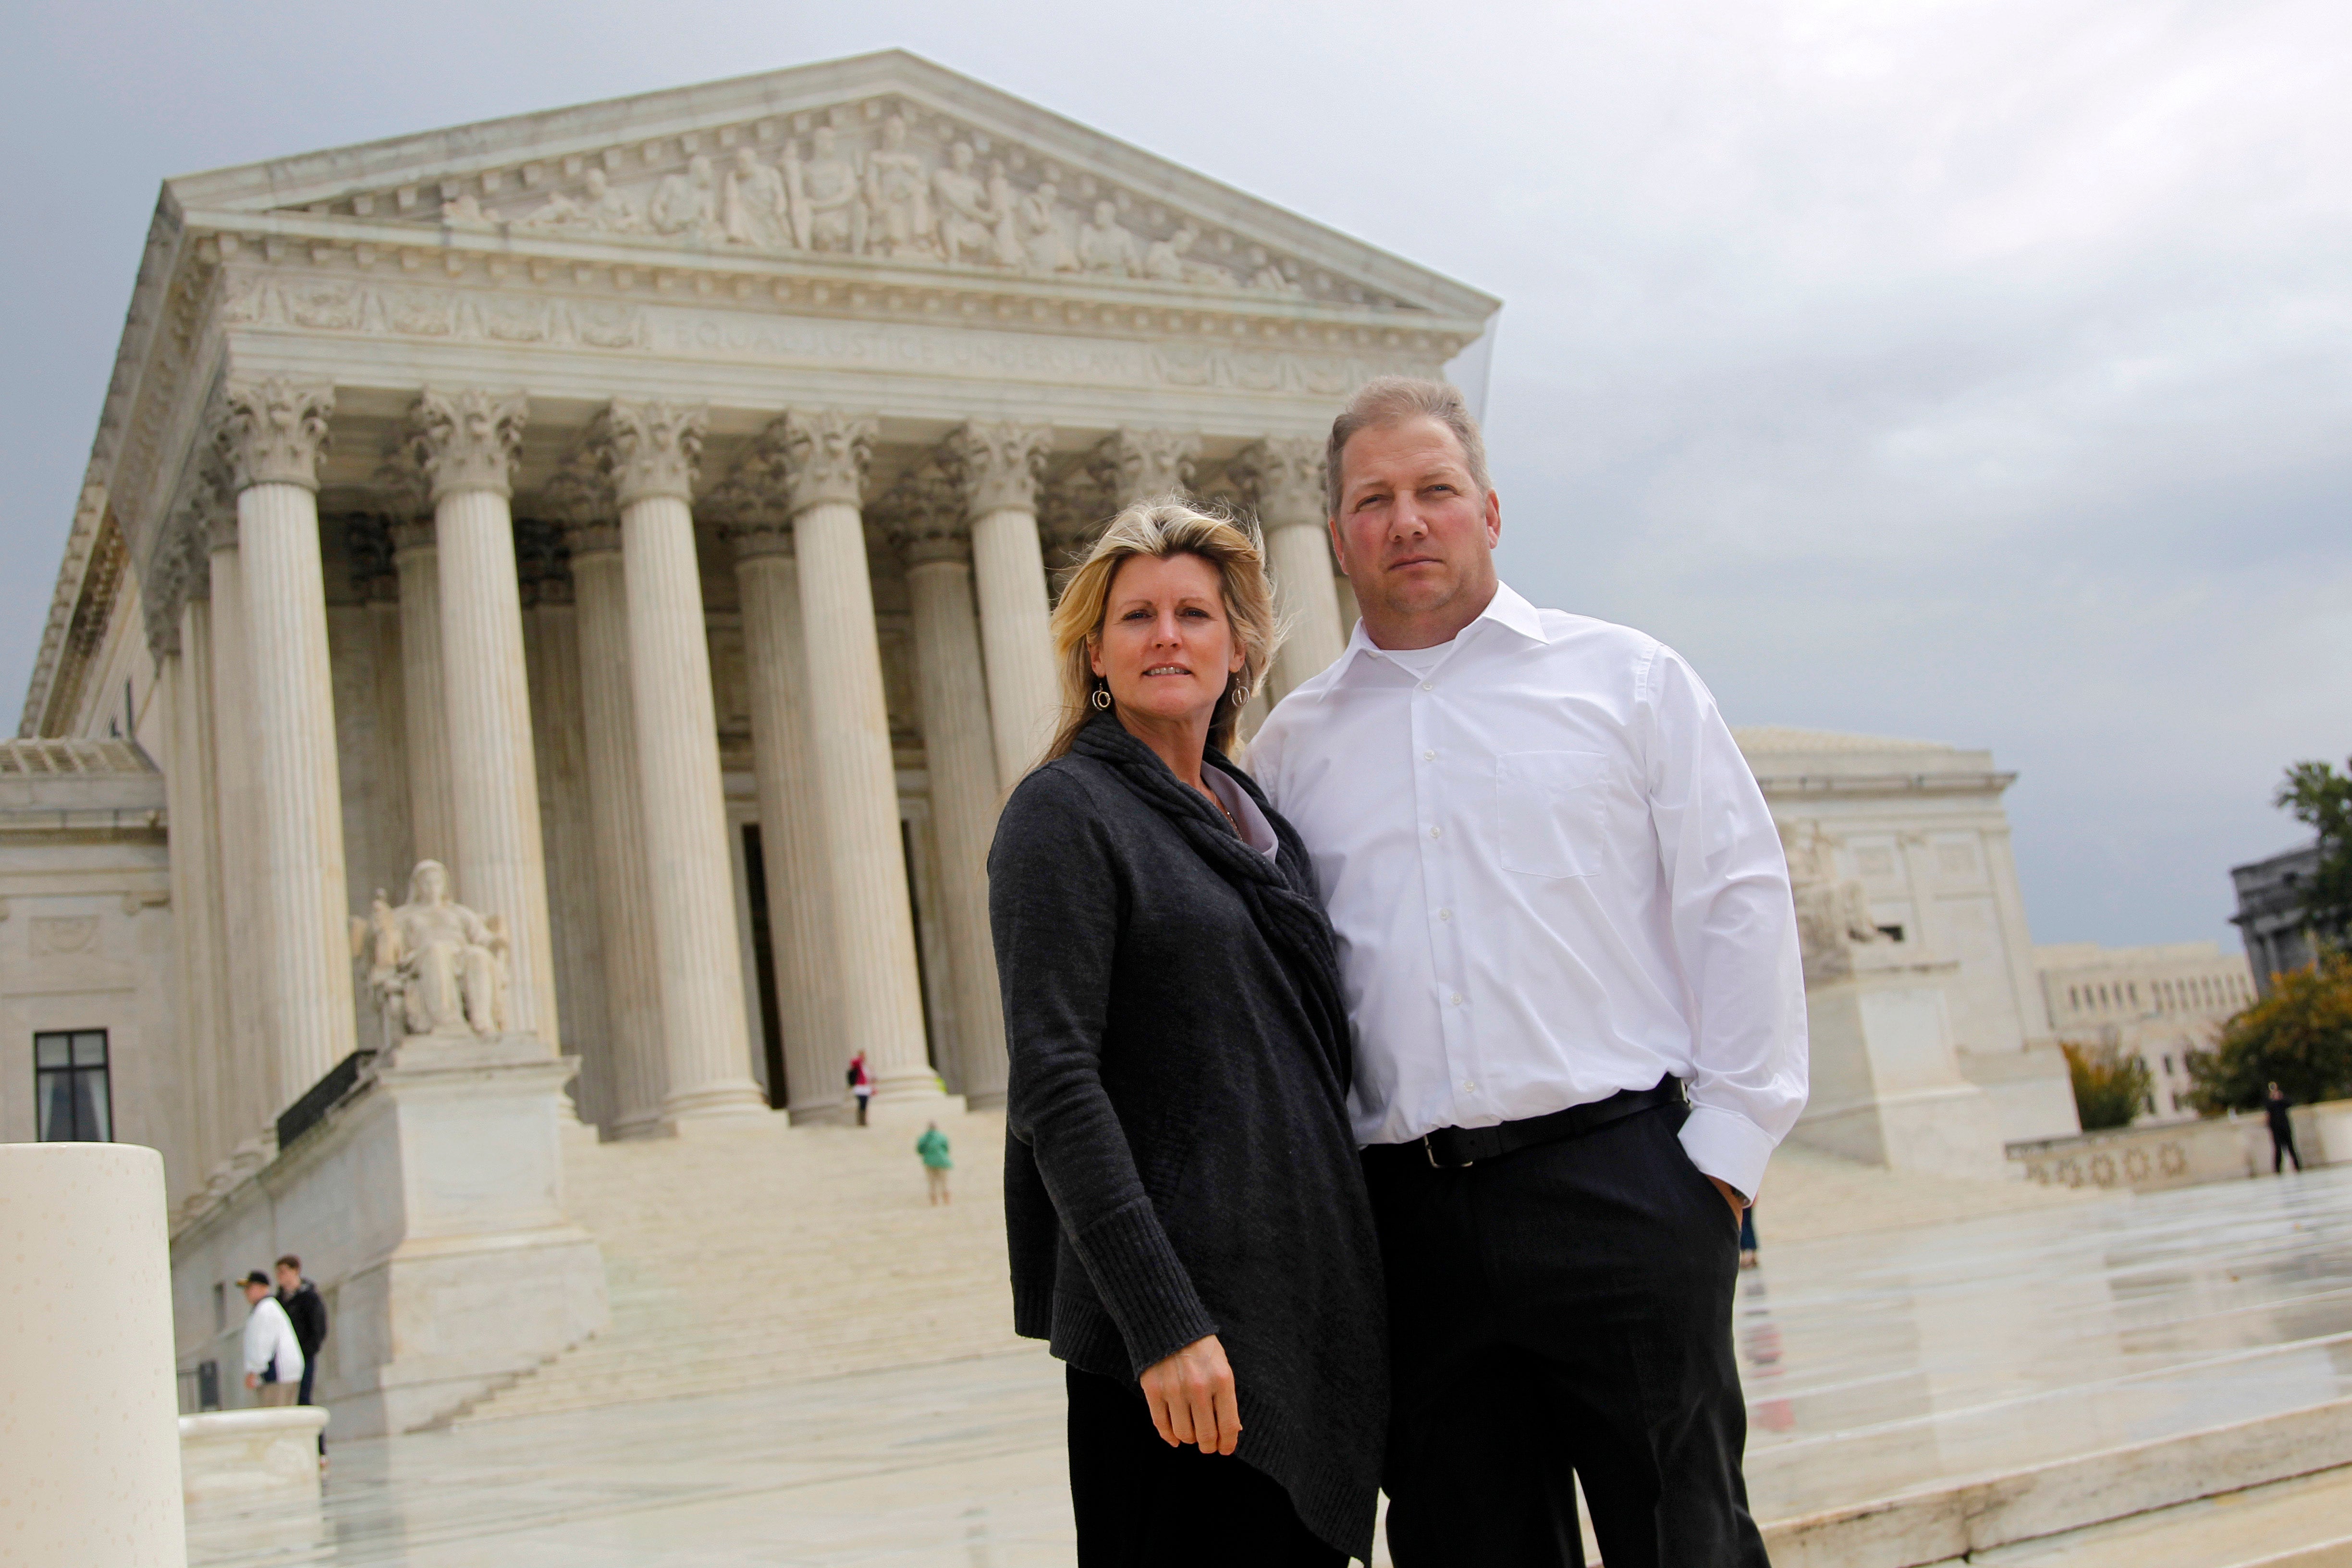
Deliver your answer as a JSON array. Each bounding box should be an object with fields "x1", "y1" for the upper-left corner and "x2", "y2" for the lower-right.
[
  {"x1": 170, "y1": 1032, "x2": 607, "y2": 1438},
  {"x1": 1789, "y1": 966, "x2": 2012, "y2": 1181}
]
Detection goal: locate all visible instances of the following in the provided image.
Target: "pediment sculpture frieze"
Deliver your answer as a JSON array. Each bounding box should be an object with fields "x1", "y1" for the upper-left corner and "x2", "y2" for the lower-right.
[{"x1": 288, "y1": 102, "x2": 1409, "y2": 311}]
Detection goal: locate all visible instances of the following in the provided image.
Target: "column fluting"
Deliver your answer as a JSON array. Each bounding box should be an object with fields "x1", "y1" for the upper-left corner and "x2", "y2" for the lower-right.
[
  {"x1": 203, "y1": 526, "x2": 275, "y2": 1146},
  {"x1": 1231, "y1": 437, "x2": 1347, "y2": 703},
  {"x1": 785, "y1": 410, "x2": 942, "y2": 1105},
  {"x1": 411, "y1": 388, "x2": 559, "y2": 1045},
  {"x1": 727, "y1": 518, "x2": 846, "y2": 1121},
  {"x1": 567, "y1": 524, "x2": 670, "y2": 1137},
  {"x1": 525, "y1": 568, "x2": 610, "y2": 1125},
  {"x1": 216, "y1": 378, "x2": 359, "y2": 1109},
  {"x1": 943, "y1": 421, "x2": 1058, "y2": 784},
  {"x1": 598, "y1": 400, "x2": 767, "y2": 1121},
  {"x1": 161, "y1": 590, "x2": 225, "y2": 1186},
  {"x1": 888, "y1": 488, "x2": 1009, "y2": 1108},
  {"x1": 391, "y1": 521, "x2": 457, "y2": 867}
]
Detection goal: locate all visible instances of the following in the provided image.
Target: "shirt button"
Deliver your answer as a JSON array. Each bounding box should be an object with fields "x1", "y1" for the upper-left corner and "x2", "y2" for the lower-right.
[
  {"x1": 1422, "y1": 749, "x2": 1435, "y2": 761},
  {"x1": 1451, "y1": 992, "x2": 1465, "y2": 1006},
  {"x1": 1421, "y1": 681, "x2": 1434, "y2": 691},
  {"x1": 1428, "y1": 826, "x2": 1442, "y2": 840},
  {"x1": 1438, "y1": 908, "x2": 1452, "y2": 922},
  {"x1": 1461, "y1": 1080, "x2": 1477, "y2": 1092}
]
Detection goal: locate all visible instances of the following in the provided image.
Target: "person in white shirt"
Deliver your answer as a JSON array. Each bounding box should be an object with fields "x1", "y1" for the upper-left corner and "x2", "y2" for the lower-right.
[
  {"x1": 1250, "y1": 377, "x2": 1806, "y2": 1568},
  {"x1": 238, "y1": 1269, "x2": 305, "y2": 1409}
]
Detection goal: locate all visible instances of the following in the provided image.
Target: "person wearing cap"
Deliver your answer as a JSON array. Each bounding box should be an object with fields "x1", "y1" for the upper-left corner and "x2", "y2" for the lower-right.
[{"x1": 239, "y1": 1270, "x2": 305, "y2": 1408}]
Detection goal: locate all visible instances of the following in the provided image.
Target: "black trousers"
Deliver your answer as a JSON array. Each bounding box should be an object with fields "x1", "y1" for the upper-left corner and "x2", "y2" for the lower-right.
[
  {"x1": 2273, "y1": 1125, "x2": 2302, "y2": 1172},
  {"x1": 1066, "y1": 1365, "x2": 1341, "y2": 1568},
  {"x1": 295, "y1": 1360, "x2": 324, "y2": 1453},
  {"x1": 1365, "y1": 1102, "x2": 1768, "y2": 1568}
]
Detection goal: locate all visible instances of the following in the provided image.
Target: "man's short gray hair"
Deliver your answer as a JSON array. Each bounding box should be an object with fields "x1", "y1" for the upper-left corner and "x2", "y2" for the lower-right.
[{"x1": 1324, "y1": 377, "x2": 1492, "y2": 518}]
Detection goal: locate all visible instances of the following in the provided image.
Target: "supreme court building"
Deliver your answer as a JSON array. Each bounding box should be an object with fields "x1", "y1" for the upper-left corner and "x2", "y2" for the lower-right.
[{"x1": 8, "y1": 52, "x2": 1493, "y2": 1427}]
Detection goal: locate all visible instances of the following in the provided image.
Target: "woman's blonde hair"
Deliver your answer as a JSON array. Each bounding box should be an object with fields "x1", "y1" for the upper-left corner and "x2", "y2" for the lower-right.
[{"x1": 1042, "y1": 497, "x2": 1285, "y2": 765}]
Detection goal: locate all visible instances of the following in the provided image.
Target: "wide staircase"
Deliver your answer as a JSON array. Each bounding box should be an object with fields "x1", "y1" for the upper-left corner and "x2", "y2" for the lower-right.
[{"x1": 439, "y1": 1103, "x2": 1026, "y2": 1427}]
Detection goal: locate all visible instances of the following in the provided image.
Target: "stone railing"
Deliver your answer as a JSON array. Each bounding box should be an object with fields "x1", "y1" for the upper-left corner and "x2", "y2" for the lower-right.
[{"x1": 2007, "y1": 1098, "x2": 2352, "y2": 1193}]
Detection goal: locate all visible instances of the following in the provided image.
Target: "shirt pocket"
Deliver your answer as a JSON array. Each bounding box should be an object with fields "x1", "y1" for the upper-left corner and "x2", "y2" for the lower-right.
[{"x1": 1494, "y1": 750, "x2": 1611, "y2": 880}]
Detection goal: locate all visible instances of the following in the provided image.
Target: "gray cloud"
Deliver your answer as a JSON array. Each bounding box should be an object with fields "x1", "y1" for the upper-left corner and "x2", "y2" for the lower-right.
[{"x1": 5, "y1": 0, "x2": 2344, "y2": 951}]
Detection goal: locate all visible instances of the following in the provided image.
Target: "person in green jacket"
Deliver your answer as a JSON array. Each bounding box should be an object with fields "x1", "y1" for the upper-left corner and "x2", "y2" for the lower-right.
[{"x1": 916, "y1": 1122, "x2": 953, "y2": 1205}]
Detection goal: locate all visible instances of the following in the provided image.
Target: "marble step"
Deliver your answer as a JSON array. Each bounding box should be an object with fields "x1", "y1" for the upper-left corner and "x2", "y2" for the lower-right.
[
  {"x1": 1961, "y1": 1462, "x2": 2352, "y2": 1567},
  {"x1": 1765, "y1": 1397, "x2": 2352, "y2": 1568}
]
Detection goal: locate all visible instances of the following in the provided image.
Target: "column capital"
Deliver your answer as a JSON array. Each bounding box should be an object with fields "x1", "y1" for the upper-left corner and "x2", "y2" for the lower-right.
[
  {"x1": 702, "y1": 417, "x2": 797, "y2": 559},
  {"x1": 1227, "y1": 435, "x2": 1327, "y2": 528},
  {"x1": 879, "y1": 464, "x2": 970, "y2": 567},
  {"x1": 409, "y1": 388, "x2": 527, "y2": 502},
  {"x1": 594, "y1": 399, "x2": 707, "y2": 508},
  {"x1": 215, "y1": 378, "x2": 335, "y2": 493},
  {"x1": 781, "y1": 410, "x2": 878, "y2": 515},
  {"x1": 943, "y1": 421, "x2": 1052, "y2": 517},
  {"x1": 1086, "y1": 428, "x2": 1200, "y2": 509}
]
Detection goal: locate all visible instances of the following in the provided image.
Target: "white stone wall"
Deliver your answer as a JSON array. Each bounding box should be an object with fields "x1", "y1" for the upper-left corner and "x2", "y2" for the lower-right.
[{"x1": 2036, "y1": 941, "x2": 2256, "y2": 1123}]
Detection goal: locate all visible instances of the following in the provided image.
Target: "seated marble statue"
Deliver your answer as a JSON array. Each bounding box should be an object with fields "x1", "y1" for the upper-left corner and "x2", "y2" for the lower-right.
[{"x1": 357, "y1": 859, "x2": 510, "y2": 1039}]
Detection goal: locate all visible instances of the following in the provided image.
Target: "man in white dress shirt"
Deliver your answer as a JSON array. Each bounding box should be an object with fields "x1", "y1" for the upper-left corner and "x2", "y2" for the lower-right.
[{"x1": 1250, "y1": 377, "x2": 1806, "y2": 1567}]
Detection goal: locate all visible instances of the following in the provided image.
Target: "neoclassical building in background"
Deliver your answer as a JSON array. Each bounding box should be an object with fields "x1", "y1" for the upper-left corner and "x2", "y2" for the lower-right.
[{"x1": 17, "y1": 49, "x2": 1492, "y2": 1201}]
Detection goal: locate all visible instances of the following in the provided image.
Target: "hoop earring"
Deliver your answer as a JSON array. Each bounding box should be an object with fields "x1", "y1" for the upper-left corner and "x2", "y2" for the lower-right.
[
  {"x1": 1228, "y1": 674, "x2": 1250, "y2": 706},
  {"x1": 1090, "y1": 684, "x2": 1113, "y2": 711}
]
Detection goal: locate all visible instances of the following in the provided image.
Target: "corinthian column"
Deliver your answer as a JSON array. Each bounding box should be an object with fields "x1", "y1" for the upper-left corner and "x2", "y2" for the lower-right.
[
  {"x1": 1087, "y1": 427, "x2": 1200, "y2": 508},
  {"x1": 203, "y1": 505, "x2": 275, "y2": 1148},
  {"x1": 215, "y1": 378, "x2": 358, "y2": 1109},
  {"x1": 785, "y1": 411, "x2": 942, "y2": 1107},
  {"x1": 1231, "y1": 437, "x2": 1346, "y2": 703},
  {"x1": 564, "y1": 516, "x2": 669, "y2": 1137},
  {"x1": 409, "y1": 388, "x2": 559, "y2": 1045},
  {"x1": 943, "y1": 421, "x2": 1057, "y2": 785},
  {"x1": 718, "y1": 481, "x2": 844, "y2": 1121},
  {"x1": 161, "y1": 531, "x2": 230, "y2": 1186},
  {"x1": 596, "y1": 401, "x2": 766, "y2": 1122},
  {"x1": 886, "y1": 475, "x2": 1008, "y2": 1106},
  {"x1": 390, "y1": 520, "x2": 457, "y2": 867}
]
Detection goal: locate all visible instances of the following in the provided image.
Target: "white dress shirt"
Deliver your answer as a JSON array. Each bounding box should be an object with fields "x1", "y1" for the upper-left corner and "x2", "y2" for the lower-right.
[
  {"x1": 242, "y1": 1293, "x2": 306, "y2": 1383},
  {"x1": 1249, "y1": 582, "x2": 1808, "y2": 1198}
]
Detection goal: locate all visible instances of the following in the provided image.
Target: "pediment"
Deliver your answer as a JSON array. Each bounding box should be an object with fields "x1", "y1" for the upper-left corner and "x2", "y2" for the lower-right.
[{"x1": 167, "y1": 51, "x2": 1494, "y2": 322}]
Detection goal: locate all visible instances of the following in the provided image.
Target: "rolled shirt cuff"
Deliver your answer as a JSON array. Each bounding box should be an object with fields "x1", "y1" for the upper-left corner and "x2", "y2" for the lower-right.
[{"x1": 1678, "y1": 1102, "x2": 1778, "y2": 1201}]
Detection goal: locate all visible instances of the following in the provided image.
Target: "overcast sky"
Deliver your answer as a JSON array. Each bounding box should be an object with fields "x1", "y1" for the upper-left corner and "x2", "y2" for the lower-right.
[{"x1": 5, "y1": 0, "x2": 2346, "y2": 954}]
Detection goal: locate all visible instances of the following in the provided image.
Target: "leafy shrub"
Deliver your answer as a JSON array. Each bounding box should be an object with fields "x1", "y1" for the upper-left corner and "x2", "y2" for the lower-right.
[
  {"x1": 2187, "y1": 947, "x2": 2352, "y2": 1114},
  {"x1": 2063, "y1": 1040, "x2": 2154, "y2": 1131}
]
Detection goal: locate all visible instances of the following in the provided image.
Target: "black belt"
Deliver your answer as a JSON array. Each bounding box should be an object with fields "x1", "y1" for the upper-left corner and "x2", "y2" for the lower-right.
[{"x1": 1367, "y1": 1078, "x2": 1682, "y2": 1171}]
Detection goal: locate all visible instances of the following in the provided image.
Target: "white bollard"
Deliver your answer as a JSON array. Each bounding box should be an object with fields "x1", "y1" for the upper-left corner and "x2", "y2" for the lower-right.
[{"x1": 0, "y1": 1142, "x2": 188, "y2": 1566}]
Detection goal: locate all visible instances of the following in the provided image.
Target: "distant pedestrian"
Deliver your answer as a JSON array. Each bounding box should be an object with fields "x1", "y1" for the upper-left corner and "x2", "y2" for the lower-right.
[
  {"x1": 276, "y1": 1255, "x2": 329, "y2": 1458},
  {"x1": 1739, "y1": 1204, "x2": 1761, "y2": 1270},
  {"x1": 916, "y1": 1121, "x2": 954, "y2": 1204},
  {"x1": 2266, "y1": 1083, "x2": 2303, "y2": 1174},
  {"x1": 239, "y1": 1271, "x2": 304, "y2": 1408},
  {"x1": 847, "y1": 1052, "x2": 872, "y2": 1126}
]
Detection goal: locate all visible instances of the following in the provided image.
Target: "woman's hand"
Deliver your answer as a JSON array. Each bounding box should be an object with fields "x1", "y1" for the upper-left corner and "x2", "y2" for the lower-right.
[{"x1": 1140, "y1": 1334, "x2": 1241, "y2": 1456}]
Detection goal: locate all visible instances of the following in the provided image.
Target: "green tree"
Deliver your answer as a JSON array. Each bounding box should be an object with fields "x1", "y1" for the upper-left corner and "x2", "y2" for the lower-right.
[
  {"x1": 2186, "y1": 948, "x2": 2352, "y2": 1113},
  {"x1": 2276, "y1": 757, "x2": 2352, "y2": 943},
  {"x1": 2062, "y1": 1041, "x2": 2154, "y2": 1131}
]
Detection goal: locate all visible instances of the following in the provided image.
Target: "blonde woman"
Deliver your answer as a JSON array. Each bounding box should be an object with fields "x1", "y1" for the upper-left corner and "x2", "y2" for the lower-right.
[{"x1": 989, "y1": 500, "x2": 1384, "y2": 1565}]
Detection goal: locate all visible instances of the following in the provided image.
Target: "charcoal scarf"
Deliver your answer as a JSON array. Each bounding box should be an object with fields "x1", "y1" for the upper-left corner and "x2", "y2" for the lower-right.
[{"x1": 1070, "y1": 713, "x2": 1352, "y2": 1094}]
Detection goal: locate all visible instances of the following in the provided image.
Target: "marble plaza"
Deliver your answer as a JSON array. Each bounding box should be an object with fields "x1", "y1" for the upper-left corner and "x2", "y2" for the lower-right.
[{"x1": 178, "y1": 1161, "x2": 2352, "y2": 1566}]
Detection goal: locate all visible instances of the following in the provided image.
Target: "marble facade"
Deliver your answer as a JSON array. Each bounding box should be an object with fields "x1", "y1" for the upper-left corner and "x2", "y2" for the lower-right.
[
  {"x1": 1734, "y1": 726, "x2": 2083, "y2": 1148},
  {"x1": 12, "y1": 52, "x2": 1493, "y2": 1431}
]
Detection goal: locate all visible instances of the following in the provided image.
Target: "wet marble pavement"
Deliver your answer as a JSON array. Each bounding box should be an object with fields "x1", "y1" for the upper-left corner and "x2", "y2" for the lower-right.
[{"x1": 186, "y1": 1165, "x2": 2352, "y2": 1566}]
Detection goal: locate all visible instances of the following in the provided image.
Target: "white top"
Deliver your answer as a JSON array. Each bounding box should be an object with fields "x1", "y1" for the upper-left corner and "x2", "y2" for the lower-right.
[
  {"x1": 1249, "y1": 583, "x2": 1809, "y2": 1198},
  {"x1": 242, "y1": 1293, "x2": 306, "y2": 1383},
  {"x1": 1204, "y1": 767, "x2": 1280, "y2": 860}
]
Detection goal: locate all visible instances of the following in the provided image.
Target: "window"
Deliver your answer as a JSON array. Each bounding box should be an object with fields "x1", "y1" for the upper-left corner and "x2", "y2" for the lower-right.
[
  {"x1": 2162, "y1": 1054, "x2": 2173, "y2": 1076},
  {"x1": 34, "y1": 1030, "x2": 111, "y2": 1141}
]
